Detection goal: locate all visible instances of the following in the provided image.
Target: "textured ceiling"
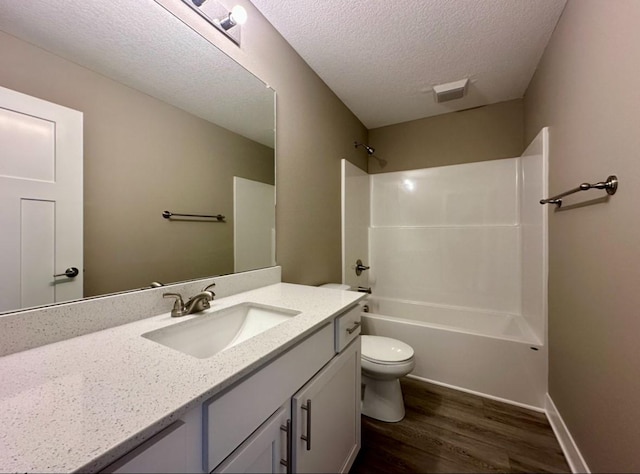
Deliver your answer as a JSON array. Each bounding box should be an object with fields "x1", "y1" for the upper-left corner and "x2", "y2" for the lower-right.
[
  {"x1": 250, "y1": 0, "x2": 566, "y2": 129},
  {"x1": 0, "y1": 0, "x2": 274, "y2": 147}
]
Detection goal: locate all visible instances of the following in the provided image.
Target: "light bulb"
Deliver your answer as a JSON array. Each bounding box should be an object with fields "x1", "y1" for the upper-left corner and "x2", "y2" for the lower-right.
[{"x1": 230, "y1": 5, "x2": 247, "y2": 25}]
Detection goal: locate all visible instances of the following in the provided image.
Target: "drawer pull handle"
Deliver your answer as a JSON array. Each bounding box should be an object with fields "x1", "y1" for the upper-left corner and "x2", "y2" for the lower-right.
[
  {"x1": 301, "y1": 399, "x2": 311, "y2": 451},
  {"x1": 280, "y1": 419, "x2": 292, "y2": 473},
  {"x1": 346, "y1": 321, "x2": 361, "y2": 334}
]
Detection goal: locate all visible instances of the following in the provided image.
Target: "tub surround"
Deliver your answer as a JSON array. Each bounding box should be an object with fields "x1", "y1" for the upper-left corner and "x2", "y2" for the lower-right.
[
  {"x1": 368, "y1": 129, "x2": 548, "y2": 344},
  {"x1": 349, "y1": 129, "x2": 549, "y2": 409},
  {"x1": 0, "y1": 272, "x2": 365, "y2": 472}
]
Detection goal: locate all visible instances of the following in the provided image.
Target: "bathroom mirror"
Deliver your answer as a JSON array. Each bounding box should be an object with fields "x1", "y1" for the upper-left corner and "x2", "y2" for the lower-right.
[{"x1": 0, "y1": 0, "x2": 275, "y2": 314}]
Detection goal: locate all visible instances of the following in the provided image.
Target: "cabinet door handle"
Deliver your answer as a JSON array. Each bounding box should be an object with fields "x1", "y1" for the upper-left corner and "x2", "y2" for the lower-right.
[
  {"x1": 346, "y1": 321, "x2": 361, "y2": 335},
  {"x1": 300, "y1": 399, "x2": 311, "y2": 451},
  {"x1": 280, "y1": 419, "x2": 292, "y2": 474}
]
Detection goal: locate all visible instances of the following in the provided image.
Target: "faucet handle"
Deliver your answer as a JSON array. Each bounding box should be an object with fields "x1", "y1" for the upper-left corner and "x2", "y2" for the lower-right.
[
  {"x1": 203, "y1": 282, "x2": 216, "y2": 298},
  {"x1": 163, "y1": 293, "x2": 187, "y2": 317}
]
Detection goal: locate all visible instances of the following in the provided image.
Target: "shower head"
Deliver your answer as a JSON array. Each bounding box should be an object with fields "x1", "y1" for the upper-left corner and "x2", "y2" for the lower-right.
[
  {"x1": 354, "y1": 141, "x2": 387, "y2": 168},
  {"x1": 354, "y1": 141, "x2": 375, "y2": 155}
]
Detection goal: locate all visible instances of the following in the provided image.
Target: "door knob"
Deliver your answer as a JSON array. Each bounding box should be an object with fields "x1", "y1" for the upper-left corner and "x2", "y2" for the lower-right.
[
  {"x1": 53, "y1": 267, "x2": 79, "y2": 278},
  {"x1": 355, "y1": 259, "x2": 370, "y2": 276}
]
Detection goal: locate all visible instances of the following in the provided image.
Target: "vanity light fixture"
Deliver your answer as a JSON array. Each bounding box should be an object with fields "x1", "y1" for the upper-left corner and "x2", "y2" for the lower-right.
[
  {"x1": 182, "y1": 0, "x2": 247, "y2": 46},
  {"x1": 218, "y1": 5, "x2": 248, "y2": 31}
]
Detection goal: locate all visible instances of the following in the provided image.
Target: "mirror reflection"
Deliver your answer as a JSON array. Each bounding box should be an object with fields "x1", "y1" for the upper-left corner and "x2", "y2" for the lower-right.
[{"x1": 0, "y1": 0, "x2": 275, "y2": 314}]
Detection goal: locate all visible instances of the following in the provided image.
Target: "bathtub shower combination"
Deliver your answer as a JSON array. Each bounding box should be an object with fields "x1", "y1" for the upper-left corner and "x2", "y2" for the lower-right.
[{"x1": 344, "y1": 128, "x2": 549, "y2": 408}]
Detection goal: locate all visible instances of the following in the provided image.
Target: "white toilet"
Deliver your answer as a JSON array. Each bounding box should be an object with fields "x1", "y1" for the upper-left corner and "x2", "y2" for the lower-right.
[
  {"x1": 361, "y1": 335, "x2": 415, "y2": 422},
  {"x1": 319, "y1": 284, "x2": 416, "y2": 423}
]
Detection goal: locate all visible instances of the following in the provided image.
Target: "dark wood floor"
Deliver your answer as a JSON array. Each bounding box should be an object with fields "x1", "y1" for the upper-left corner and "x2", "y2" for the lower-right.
[{"x1": 350, "y1": 377, "x2": 570, "y2": 473}]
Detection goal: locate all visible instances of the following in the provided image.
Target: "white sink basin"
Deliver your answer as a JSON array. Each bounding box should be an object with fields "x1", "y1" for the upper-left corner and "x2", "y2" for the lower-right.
[{"x1": 142, "y1": 302, "x2": 300, "y2": 359}]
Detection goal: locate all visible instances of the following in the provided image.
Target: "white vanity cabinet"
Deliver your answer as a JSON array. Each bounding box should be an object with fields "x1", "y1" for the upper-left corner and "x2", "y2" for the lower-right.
[
  {"x1": 209, "y1": 303, "x2": 362, "y2": 474},
  {"x1": 205, "y1": 323, "x2": 336, "y2": 472},
  {"x1": 104, "y1": 303, "x2": 362, "y2": 474},
  {"x1": 214, "y1": 338, "x2": 361, "y2": 474}
]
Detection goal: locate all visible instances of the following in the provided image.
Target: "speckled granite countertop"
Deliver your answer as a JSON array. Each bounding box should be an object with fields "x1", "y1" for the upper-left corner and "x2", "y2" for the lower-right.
[{"x1": 0, "y1": 283, "x2": 364, "y2": 473}]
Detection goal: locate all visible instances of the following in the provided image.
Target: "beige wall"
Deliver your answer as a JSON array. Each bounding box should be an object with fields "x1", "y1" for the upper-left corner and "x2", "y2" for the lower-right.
[
  {"x1": 0, "y1": 31, "x2": 274, "y2": 297},
  {"x1": 368, "y1": 99, "x2": 524, "y2": 174},
  {"x1": 156, "y1": 0, "x2": 368, "y2": 286},
  {"x1": 525, "y1": 1, "x2": 640, "y2": 471}
]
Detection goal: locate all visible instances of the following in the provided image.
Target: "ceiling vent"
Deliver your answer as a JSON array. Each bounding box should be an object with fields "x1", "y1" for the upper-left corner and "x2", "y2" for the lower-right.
[{"x1": 433, "y1": 78, "x2": 469, "y2": 103}]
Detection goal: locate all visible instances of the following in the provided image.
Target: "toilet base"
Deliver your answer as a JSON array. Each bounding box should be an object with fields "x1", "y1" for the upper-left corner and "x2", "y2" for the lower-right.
[{"x1": 361, "y1": 374, "x2": 406, "y2": 422}]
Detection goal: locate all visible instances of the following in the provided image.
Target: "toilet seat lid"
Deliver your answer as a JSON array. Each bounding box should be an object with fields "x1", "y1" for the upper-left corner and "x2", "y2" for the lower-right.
[{"x1": 361, "y1": 335, "x2": 414, "y2": 363}]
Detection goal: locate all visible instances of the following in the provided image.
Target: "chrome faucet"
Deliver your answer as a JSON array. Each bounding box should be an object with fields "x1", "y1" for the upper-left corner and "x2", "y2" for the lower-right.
[{"x1": 163, "y1": 282, "x2": 216, "y2": 317}]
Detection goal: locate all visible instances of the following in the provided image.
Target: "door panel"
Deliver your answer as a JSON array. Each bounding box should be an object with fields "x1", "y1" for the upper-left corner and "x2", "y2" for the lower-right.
[
  {"x1": 20, "y1": 200, "x2": 55, "y2": 308},
  {"x1": 0, "y1": 106, "x2": 55, "y2": 181}
]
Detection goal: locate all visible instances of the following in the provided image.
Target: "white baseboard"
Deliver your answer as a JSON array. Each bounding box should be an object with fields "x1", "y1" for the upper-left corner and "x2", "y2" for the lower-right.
[
  {"x1": 545, "y1": 394, "x2": 590, "y2": 473},
  {"x1": 406, "y1": 374, "x2": 545, "y2": 413}
]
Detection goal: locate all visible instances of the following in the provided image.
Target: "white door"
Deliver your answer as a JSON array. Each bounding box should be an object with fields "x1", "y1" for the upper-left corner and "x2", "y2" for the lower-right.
[
  {"x1": 0, "y1": 86, "x2": 83, "y2": 313},
  {"x1": 341, "y1": 159, "x2": 370, "y2": 290},
  {"x1": 233, "y1": 177, "x2": 275, "y2": 272}
]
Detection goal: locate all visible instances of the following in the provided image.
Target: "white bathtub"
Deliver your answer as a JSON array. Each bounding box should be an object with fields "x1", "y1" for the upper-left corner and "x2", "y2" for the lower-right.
[{"x1": 361, "y1": 296, "x2": 547, "y2": 409}]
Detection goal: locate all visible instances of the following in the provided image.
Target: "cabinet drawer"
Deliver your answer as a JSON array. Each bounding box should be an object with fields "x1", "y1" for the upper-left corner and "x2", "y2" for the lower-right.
[
  {"x1": 203, "y1": 323, "x2": 334, "y2": 471},
  {"x1": 334, "y1": 305, "x2": 361, "y2": 353},
  {"x1": 102, "y1": 421, "x2": 187, "y2": 473}
]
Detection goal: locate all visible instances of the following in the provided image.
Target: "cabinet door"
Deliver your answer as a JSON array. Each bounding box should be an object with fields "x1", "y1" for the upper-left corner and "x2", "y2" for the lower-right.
[
  {"x1": 292, "y1": 338, "x2": 361, "y2": 474},
  {"x1": 214, "y1": 403, "x2": 291, "y2": 474}
]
